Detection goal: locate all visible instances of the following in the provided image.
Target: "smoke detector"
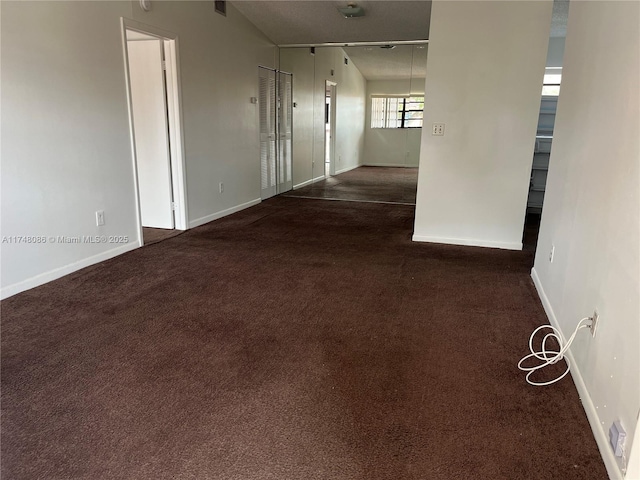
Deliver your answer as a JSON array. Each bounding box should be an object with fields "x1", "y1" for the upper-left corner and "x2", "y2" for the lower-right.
[{"x1": 338, "y1": 3, "x2": 365, "y2": 18}]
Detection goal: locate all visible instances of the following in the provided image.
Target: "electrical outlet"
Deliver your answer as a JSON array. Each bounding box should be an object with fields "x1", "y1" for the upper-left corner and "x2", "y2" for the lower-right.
[
  {"x1": 609, "y1": 420, "x2": 626, "y2": 457},
  {"x1": 432, "y1": 123, "x2": 445, "y2": 136},
  {"x1": 589, "y1": 310, "x2": 599, "y2": 337},
  {"x1": 95, "y1": 210, "x2": 105, "y2": 226},
  {"x1": 549, "y1": 244, "x2": 555, "y2": 263},
  {"x1": 219, "y1": 182, "x2": 224, "y2": 193}
]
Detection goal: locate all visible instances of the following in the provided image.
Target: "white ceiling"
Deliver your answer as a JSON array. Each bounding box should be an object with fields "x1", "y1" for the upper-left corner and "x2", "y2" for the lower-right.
[
  {"x1": 232, "y1": 0, "x2": 566, "y2": 81},
  {"x1": 232, "y1": 1, "x2": 432, "y2": 45},
  {"x1": 343, "y1": 44, "x2": 428, "y2": 81}
]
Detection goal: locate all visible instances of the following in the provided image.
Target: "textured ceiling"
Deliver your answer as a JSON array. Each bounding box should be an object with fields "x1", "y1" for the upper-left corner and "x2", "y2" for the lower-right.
[
  {"x1": 232, "y1": 1, "x2": 432, "y2": 45},
  {"x1": 343, "y1": 44, "x2": 428, "y2": 81},
  {"x1": 234, "y1": 0, "x2": 565, "y2": 82}
]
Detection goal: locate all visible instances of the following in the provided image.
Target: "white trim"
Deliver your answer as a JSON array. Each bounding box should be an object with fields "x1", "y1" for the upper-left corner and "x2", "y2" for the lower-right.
[
  {"x1": 279, "y1": 40, "x2": 429, "y2": 48},
  {"x1": 0, "y1": 242, "x2": 140, "y2": 300},
  {"x1": 120, "y1": 20, "x2": 144, "y2": 247},
  {"x1": 293, "y1": 178, "x2": 314, "y2": 190},
  {"x1": 531, "y1": 268, "x2": 621, "y2": 480},
  {"x1": 293, "y1": 175, "x2": 327, "y2": 189},
  {"x1": 312, "y1": 174, "x2": 327, "y2": 183},
  {"x1": 188, "y1": 198, "x2": 261, "y2": 229},
  {"x1": 121, "y1": 18, "x2": 189, "y2": 234},
  {"x1": 362, "y1": 163, "x2": 419, "y2": 168},
  {"x1": 335, "y1": 164, "x2": 360, "y2": 175},
  {"x1": 411, "y1": 234, "x2": 522, "y2": 251},
  {"x1": 163, "y1": 38, "x2": 189, "y2": 230}
]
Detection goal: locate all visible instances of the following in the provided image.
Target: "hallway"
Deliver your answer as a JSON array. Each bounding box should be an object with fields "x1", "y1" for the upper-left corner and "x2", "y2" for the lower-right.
[{"x1": 285, "y1": 166, "x2": 418, "y2": 205}]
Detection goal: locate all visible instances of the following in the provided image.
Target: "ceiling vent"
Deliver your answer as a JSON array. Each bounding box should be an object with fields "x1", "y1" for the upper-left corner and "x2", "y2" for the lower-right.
[
  {"x1": 338, "y1": 3, "x2": 365, "y2": 18},
  {"x1": 214, "y1": 1, "x2": 226, "y2": 16}
]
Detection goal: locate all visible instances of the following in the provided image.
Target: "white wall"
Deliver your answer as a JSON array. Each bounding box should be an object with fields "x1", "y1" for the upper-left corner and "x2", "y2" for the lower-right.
[
  {"x1": 0, "y1": 1, "x2": 278, "y2": 297},
  {"x1": 280, "y1": 48, "x2": 315, "y2": 188},
  {"x1": 413, "y1": 0, "x2": 553, "y2": 250},
  {"x1": 332, "y1": 50, "x2": 366, "y2": 175},
  {"x1": 1, "y1": 1, "x2": 140, "y2": 297},
  {"x1": 281, "y1": 47, "x2": 366, "y2": 186},
  {"x1": 364, "y1": 79, "x2": 424, "y2": 167},
  {"x1": 129, "y1": 2, "x2": 278, "y2": 226},
  {"x1": 531, "y1": 2, "x2": 639, "y2": 478}
]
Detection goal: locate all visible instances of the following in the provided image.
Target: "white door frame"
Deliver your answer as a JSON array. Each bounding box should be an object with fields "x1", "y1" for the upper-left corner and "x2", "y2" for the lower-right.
[
  {"x1": 120, "y1": 18, "x2": 189, "y2": 246},
  {"x1": 325, "y1": 81, "x2": 337, "y2": 177}
]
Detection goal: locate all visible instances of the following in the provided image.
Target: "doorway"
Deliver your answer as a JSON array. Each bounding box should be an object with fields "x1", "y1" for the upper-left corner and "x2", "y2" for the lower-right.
[
  {"x1": 325, "y1": 81, "x2": 337, "y2": 177},
  {"x1": 122, "y1": 20, "x2": 188, "y2": 246}
]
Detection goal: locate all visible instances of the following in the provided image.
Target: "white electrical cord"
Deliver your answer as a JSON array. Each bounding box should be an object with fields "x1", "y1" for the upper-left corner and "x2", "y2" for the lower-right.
[{"x1": 518, "y1": 317, "x2": 592, "y2": 386}]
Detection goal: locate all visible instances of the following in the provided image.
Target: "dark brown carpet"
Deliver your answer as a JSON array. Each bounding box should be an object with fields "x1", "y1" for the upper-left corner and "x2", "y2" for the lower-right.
[
  {"x1": 1, "y1": 197, "x2": 606, "y2": 479},
  {"x1": 142, "y1": 227, "x2": 183, "y2": 246},
  {"x1": 286, "y1": 166, "x2": 418, "y2": 204}
]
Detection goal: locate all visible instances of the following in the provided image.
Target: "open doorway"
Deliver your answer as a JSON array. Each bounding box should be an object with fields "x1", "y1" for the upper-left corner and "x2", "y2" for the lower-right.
[
  {"x1": 122, "y1": 20, "x2": 188, "y2": 246},
  {"x1": 324, "y1": 81, "x2": 337, "y2": 177}
]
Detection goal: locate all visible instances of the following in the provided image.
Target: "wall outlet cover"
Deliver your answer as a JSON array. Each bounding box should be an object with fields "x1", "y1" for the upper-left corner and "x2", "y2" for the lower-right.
[{"x1": 609, "y1": 420, "x2": 626, "y2": 457}]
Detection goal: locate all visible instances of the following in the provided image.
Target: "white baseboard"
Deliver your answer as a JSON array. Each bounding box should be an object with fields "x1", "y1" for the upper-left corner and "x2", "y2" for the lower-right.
[
  {"x1": 312, "y1": 174, "x2": 326, "y2": 183},
  {"x1": 335, "y1": 164, "x2": 360, "y2": 175},
  {"x1": 188, "y1": 198, "x2": 261, "y2": 229},
  {"x1": 362, "y1": 163, "x2": 419, "y2": 168},
  {"x1": 293, "y1": 178, "x2": 313, "y2": 190},
  {"x1": 412, "y1": 233, "x2": 522, "y2": 251},
  {"x1": 0, "y1": 241, "x2": 140, "y2": 300},
  {"x1": 531, "y1": 267, "x2": 621, "y2": 480},
  {"x1": 293, "y1": 175, "x2": 327, "y2": 190}
]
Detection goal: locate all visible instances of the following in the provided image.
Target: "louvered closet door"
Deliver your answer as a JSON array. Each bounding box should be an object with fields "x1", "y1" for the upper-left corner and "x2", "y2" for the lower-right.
[
  {"x1": 259, "y1": 67, "x2": 277, "y2": 200},
  {"x1": 277, "y1": 72, "x2": 293, "y2": 194}
]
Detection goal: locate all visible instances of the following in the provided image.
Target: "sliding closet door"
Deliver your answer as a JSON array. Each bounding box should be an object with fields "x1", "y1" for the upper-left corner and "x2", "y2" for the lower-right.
[
  {"x1": 277, "y1": 72, "x2": 293, "y2": 194},
  {"x1": 259, "y1": 67, "x2": 277, "y2": 200}
]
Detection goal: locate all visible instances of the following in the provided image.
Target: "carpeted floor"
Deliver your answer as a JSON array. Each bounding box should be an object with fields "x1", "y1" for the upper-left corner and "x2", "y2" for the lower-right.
[
  {"x1": 285, "y1": 166, "x2": 418, "y2": 204},
  {"x1": 143, "y1": 227, "x2": 184, "y2": 246},
  {"x1": 1, "y1": 197, "x2": 606, "y2": 479}
]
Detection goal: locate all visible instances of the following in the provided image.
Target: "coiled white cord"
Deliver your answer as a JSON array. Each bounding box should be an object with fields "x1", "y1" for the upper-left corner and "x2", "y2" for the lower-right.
[{"x1": 518, "y1": 317, "x2": 592, "y2": 386}]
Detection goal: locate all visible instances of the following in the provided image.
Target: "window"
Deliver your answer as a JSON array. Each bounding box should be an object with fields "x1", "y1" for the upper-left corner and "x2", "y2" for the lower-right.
[
  {"x1": 542, "y1": 73, "x2": 561, "y2": 96},
  {"x1": 371, "y1": 96, "x2": 424, "y2": 128}
]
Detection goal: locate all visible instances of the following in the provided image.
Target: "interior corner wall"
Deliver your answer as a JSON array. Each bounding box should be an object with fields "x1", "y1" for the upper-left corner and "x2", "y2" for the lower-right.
[
  {"x1": 531, "y1": 2, "x2": 639, "y2": 478},
  {"x1": 0, "y1": 1, "x2": 278, "y2": 298},
  {"x1": 364, "y1": 79, "x2": 425, "y2": 168},
  {"x1": 412, "y1": 0, "x2": 553, "y2": 250}
]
